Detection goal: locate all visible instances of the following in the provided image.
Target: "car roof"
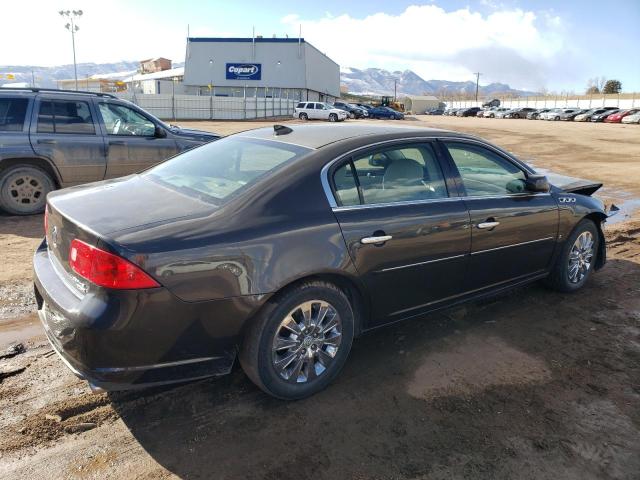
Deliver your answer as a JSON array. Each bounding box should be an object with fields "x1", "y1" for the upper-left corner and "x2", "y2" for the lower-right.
[{"x1": 234, "y1": 124, "x2": 462, "y2": 150}]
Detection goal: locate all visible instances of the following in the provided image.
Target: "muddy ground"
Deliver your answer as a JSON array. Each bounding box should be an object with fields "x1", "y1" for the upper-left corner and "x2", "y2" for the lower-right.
[{"x1": 0, "y1": 117, "x2": 639, "y2": 479}]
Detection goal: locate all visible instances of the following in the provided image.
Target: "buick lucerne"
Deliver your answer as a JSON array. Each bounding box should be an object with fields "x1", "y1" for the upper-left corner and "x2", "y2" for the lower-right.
[{"x1": 34, "y1": 124, "x2": 608, "y2": 399}]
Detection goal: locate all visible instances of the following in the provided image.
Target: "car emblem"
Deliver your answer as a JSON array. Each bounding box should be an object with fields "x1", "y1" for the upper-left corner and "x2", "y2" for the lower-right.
[{"x1": 51, "y1": 226, "x2": 59, "y2": 248}]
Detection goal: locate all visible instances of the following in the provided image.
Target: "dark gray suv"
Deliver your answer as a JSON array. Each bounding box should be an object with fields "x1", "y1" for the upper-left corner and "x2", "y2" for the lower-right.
[{"x1": 0, "y1": 88, "x2": 219, "y2": 215}]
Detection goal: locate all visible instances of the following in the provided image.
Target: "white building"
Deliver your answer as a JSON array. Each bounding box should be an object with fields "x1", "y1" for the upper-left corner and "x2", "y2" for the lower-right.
[
  {"x1": 123, "y1": 67, "x2": 188, "y2": 95},
  {"x1": 183, "y1": 37, "x2": 340, "y2": 102}
]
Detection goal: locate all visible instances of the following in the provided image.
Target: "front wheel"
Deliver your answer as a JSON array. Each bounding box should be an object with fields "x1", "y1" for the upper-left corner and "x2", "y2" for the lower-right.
[
  {"x1": 239, "y1": 281, "x2": 355, "y2": 400},
  {"x1": 299, "y1": 113, "x2": 308, "y2": 121},
  {"x1": 545, "y1": 219, "x2": 599, "y2": 292},
  {"x1": 0, "y1": 165, "x2": 55, "y2": 215}
]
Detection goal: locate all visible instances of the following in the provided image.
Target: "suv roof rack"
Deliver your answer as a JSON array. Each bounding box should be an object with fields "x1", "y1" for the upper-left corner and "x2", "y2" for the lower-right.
[{"x1": 0, "y1": 87, "x2": 117, "y2": 99}]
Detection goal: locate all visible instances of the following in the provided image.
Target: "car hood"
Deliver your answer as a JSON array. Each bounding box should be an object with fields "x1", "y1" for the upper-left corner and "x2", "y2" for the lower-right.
[
  {"x1": 169, "y1": 126, "x2": 219, "y2": 142},
  {"x1": 47, "y1": 175, "x2": 216, "y2": 236},
  {"x1": 546, "y1": 172, "x2": 603, "y2": 196}
]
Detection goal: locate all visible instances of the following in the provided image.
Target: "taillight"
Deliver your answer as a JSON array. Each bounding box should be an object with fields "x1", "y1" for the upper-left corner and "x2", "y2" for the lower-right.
[
  {"x1": 44, "y1": 205, "x2": 49, "y2": 237},
  {"x1": 68, "y1": 239, "x2": 160, "y2": 290}
]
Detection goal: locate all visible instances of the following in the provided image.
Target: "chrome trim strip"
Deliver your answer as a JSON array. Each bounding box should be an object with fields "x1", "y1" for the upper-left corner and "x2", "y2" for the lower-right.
[
  {"x1": 93, "y1": 356, "x2": 224, "y2": 373},
  {"x1": 379, "y1": 253, "x2": 467, "y2": 272},
  {"x1": 471, "y1": 236, "x2": 555, "y2": 255}
]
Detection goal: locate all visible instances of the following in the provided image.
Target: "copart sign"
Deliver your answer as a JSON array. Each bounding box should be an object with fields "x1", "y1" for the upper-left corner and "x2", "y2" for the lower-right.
[{"x1": 226, "y1": 63, "x2": 261, "y2": 80}]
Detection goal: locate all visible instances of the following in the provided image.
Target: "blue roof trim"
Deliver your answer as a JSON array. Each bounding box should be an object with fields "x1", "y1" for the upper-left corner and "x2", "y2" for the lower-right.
[{"x1": 188, "y1": 37, "x2": 305, "y2": 43}]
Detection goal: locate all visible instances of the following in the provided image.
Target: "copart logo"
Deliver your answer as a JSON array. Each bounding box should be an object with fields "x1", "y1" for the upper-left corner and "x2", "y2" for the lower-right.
[
  {"x1": 226, "y1": 63, "x2": 261, "y2": 80},
  {"x1": 559, "y1": 197, "x2": 576, "y2": 203}
]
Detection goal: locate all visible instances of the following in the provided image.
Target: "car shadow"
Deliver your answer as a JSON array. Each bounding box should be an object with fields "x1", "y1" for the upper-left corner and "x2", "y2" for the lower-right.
[
  {"x1": 0, "y1": 212, "x2": 43, "y2": 239},
  {"x1": 109, "y1": 258, "x2": 640, "y2": 480}
]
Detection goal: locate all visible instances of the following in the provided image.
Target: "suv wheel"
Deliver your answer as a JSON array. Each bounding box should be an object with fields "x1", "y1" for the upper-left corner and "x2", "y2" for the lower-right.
[
  {"x1": 299, "y1": 113, "x2": 308, "y2": 121},
  {"x1": 329, "y1": 113, "x2": 338, "y2": 122},
  {"x1": 239, "y1": 281, "x2": 355, "y2": 400},
  {"x1": 0, "y1": 165, "x2": 55, "y2": 215}
]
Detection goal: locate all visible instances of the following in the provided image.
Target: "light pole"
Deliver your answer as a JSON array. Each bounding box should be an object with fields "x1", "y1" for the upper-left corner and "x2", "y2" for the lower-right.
[
  {"x1": 474, "y1": 72, "x2": 481, "y2": 102},
  {"x1": 209, "y1": 58, "x2": 214, "y2": 96},
  {"x1": 59, "y1": 9, "x2": 82, "y2": 90}
]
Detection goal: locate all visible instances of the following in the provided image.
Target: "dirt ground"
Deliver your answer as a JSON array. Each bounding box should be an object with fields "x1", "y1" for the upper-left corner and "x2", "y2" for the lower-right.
[{"x1": 1, "y1": 116, "x2": 639, "y2": 479}]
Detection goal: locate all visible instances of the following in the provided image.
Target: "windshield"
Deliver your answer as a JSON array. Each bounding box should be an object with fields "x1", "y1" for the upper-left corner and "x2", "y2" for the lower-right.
[{"x1": 145, "y1": 137, "x2": 311, "y2": 205}]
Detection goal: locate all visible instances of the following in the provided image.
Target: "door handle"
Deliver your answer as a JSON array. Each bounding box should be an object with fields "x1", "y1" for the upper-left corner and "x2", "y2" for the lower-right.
[
  {"x1": 37, "y1": 139, "x2": 57, "y2": 145},
  {"x1": 361, "y1": 235, "x2": 393, "y2": 245},
  {"x1": 477, "y1": 221, "x2": 500, "y2": 229},
  {"x1": 109, "y1": 140, "x2": 126, "y2": 145}
]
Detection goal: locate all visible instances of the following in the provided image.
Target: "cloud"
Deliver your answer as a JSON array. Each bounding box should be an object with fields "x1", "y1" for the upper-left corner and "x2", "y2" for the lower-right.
[{"x1": 281, "y1": 5, "x2": 571, "y2": 90}]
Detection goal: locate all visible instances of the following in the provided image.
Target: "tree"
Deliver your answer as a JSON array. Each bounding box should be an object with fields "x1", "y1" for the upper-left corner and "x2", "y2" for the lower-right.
[
  {"x1": 603, "y1": 79, "x2": 622, "y2": 94},
  {"x1": 586, "y1": 86, "x2": 600, "y2": 94}
]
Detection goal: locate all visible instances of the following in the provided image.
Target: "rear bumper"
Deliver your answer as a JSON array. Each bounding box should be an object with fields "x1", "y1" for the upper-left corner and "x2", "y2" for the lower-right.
[{"x1": 33, "y1": 240, "x2": 262, "y2": 390}]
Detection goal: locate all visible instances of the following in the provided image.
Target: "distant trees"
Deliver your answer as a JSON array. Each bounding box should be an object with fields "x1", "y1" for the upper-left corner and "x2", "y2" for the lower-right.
[
  {"x1": 586, "y1": 86, "x2": 600, "y2": 94},
  {"x1": 603, "y1": 79, "x2": 622, "y2": 94}
]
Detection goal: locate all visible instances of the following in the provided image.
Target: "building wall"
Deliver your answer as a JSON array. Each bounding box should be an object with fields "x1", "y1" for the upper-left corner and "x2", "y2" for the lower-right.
[{"x1": 304, "y1": 43, "x2": 340, "y2": 98}]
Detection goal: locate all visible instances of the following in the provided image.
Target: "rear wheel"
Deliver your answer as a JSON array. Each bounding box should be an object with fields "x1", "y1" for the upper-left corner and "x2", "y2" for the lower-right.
[
  {"x1": 329, "y1": 113, "x2": 338, "y2": 122},
  {"x1": 0, "y1": 165, "x2": 55, "y2": 215},
  {"x1": 545, "y1": 219, "x2": 599, "y2": 292},
  {"x1": 239, "y1": 281, "x2": 354, "y2": 400},
  {"x1": 299, "y1": 113, "x2": 308, "y2": 121}
]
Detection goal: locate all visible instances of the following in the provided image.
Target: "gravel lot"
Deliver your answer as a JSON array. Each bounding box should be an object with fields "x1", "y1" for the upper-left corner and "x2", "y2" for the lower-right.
[{"x1": 1, "y1": 116, "x2": 639, "y2": 479}]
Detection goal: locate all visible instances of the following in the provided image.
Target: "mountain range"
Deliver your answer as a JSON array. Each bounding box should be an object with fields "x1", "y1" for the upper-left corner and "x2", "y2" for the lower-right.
[{"x1": 0, "y1": 61, "x2": 536, "y2": 97}]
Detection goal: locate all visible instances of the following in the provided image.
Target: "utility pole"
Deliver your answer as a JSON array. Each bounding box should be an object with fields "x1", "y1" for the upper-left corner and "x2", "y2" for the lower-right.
[
  {"x1": 474, "y1": 72, "x2": 481, "y2": 102},
  {"x1": 59, "y1": 10, "x2": 83, "y2": 90},
  {"x1": 394, "y1": 79, "x2": 397, "y2": 102}
]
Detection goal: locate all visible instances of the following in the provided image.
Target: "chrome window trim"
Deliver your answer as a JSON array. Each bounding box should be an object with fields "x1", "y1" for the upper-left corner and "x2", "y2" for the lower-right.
[
  {"x1": 379, "y1": 254, "x2": 467, "y2": 273},
  {"x1": 320, "y1": 135, "x2": 538, "y2": 209},
  {"x1": 471, "y1": 236, "x2": 555, "y2": 256}
]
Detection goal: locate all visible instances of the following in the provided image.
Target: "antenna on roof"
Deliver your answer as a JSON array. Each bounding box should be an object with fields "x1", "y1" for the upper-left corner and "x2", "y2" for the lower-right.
[{"x1": 273, "y1": 125, "x2": 293, "y2": 136}]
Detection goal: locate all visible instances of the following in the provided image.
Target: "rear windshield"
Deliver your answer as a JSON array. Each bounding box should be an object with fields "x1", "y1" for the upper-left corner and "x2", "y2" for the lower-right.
[
  {"x1": 0, "y1": 97, "x2": 29, "y2": 132},
  {"x1": 145, "y1": 137, "x2": 311, "y2": 205}
]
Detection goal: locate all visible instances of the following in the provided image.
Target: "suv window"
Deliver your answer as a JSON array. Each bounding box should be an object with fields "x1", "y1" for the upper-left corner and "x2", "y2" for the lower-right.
[
  {"x1": 444, "y1": 142, "x2": 526, "y2": 197},
  {"x1": 0, "y1": 97, "x2": 29, "y2": 132},
  {"x1": 333, "y1": 143, "x2": 448, "y2": 206},
  {"x1": 296, "y1": 102, "x2": 306, "y2": 109},
  {"x1": 98, "y1": 103, "x2": 155, "y2": 136},
  {"x1": 37, "y1": 100, "x2": 96, "y2": 134}
]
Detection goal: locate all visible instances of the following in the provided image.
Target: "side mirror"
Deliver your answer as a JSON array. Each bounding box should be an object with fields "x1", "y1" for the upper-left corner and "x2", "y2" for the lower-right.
[
  {"x1": 154, "y1": 126, "x2": 167, "y2": 138},
  {"x1": 525, "y1": 174, "x2": 550, "y2": 193}
]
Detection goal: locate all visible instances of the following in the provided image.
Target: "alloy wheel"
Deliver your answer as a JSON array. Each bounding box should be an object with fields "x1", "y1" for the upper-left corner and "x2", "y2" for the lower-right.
[
  {"x1": 7, "y1": 174, "x2": 45, "y2": 208},
  {"x1": 271, "y1": 300, "x2": 342, "y2": 383},
  {"x1": 568, "y1": 231, "x2": 595, "y2": 283}
]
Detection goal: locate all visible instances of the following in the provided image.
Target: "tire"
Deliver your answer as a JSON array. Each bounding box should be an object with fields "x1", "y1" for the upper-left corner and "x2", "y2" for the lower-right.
[
  {"x1": 239, "y1": 281, "x2": 355, "y2": 400},
  {"x1": 489, "y1": 114, "x2": 495, "y2": 118},
  {"x1": 299, "y1": 113, "x2": 308, "y2": 121},
  {"x1": 545, "y1": 219, "x2": 599, "y2": 293},
  {"x1": 329, "y1": 113, "x2": 337, "y2": 122},
  {"x1": 0, "y1": 165, "x2": 55, "y2": 215},
  {"x1": 348, "y1": 112, "x2": 355, "y2": 119}
]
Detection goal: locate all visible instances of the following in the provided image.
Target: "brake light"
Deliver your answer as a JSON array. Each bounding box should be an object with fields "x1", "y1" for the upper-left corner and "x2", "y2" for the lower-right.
[{"x1": 68, "y1": 239, "x2": 160, "y2": 290}]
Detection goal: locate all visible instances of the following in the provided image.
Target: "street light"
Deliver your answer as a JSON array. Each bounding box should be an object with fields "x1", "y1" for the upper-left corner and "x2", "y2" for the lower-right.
[
  {"x1": 209, "y1": 58, "x2": 213, "y2": 97},
  {"x1": 59, "y1": 9, "x2": 82, "y2": 90}
]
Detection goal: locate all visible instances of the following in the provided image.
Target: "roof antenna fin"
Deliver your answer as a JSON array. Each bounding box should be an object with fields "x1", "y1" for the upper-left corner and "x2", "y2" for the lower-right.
[{"x1": 273, "y1": 125, "x2": 293, "y2": 136}]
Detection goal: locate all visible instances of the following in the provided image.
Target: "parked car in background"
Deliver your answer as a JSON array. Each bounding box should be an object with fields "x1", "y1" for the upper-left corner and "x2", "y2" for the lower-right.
[
  {"x1": 503, "y1": 107, "x2": 537, "y2": 119},
  {"x1": 621, "y1": 111, "x2": 640, "y2": 124},
  {"x1": 482, "y1": 98, "x2": 501, "y2": 108},
  {"x1": 457, "y1": 107, "x2": 482, "y2": 117},
  {"x1": 543, "y1": 108, "x2": 581, "y2": 121},
  {"x1": 425, "y1": 108, "x2": 444, "y2": 115},
  {"x1": 574, "y1": 107, "x2": 618, "y2": 122},
  {"x1": 34, "y1": 123, "x2": 609, "y2": 399},
  {"x1": 591, "y1": 109, "x2": 620, "y2": 122},
  {"x1": 294, "y1": 102, "x2": 348, "y2": 122},
  {"x1": 483, "y1": 107, "x2": 509, "y2": 118},
  {"x1": 559, "y1": 109, "x2": 589, "y2": 121},
  {"x1": 607, "y1": 109, "x2": 640, "y2": 123},
  {"x1": 333, "y1": 102, "x2": 368, "y2": 119},
  {"x1": 538, "y1": 108, "x2": 563, "y2": 120},
  {"x1": 527, "y1": 108, "x2": 551, "y2": 120},
  {"x1": 369, "y1": 106, "x2": 405, "y2": 120},
  {"x1": 0, "y1": 88, "x2": 219, "y2": 215}
]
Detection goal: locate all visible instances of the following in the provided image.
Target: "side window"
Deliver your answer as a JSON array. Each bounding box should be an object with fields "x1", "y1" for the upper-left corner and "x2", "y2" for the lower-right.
[
  {"x1": 296, "y1": 102, "x2": 305, "y2": 109},
  {"x1": 444, "y1": 142, "x2": 527, "y2": 197},
  {"x1": 332, "y1": 144, "x2": 448, "y2": 206},
  {"x1": 37, "y1": 100, "x2": 96, "y2": 134},
  {"x1": 314, "y1": 103, "x2": 324, "y2": 110},
  {"x1": 98, "y1": 103, "x2": 155, "y2": 136},
  {"x1": 0, "y1": 97, "x2": 29, "y2": 132}
]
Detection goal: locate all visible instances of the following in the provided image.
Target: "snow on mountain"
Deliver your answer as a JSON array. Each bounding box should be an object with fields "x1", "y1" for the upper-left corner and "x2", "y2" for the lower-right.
[{"x1": 341, "y1": 67, "x2": 537, "y2": 97}]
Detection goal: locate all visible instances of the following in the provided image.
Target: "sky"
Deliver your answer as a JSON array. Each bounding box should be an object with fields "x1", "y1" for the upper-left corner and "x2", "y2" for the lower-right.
[{"x1": 1, "y1": 0, "x2": 639, "y2": 92}]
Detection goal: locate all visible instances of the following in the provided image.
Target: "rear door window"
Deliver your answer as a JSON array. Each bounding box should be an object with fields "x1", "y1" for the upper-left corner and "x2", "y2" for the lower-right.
[
  {"x1": 37, "y1": 100, "x2": 96, "y2": 135},
  {"x1": 0, "y1": 97, "x2": 29, "y2": 132}
]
